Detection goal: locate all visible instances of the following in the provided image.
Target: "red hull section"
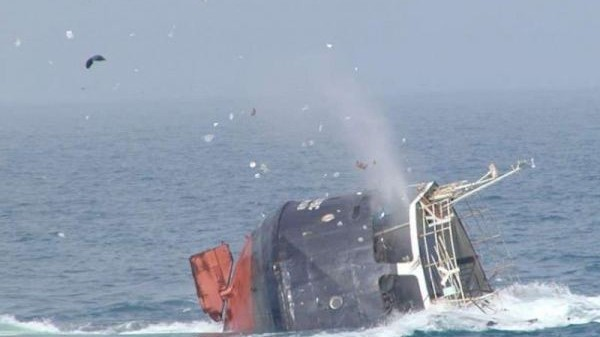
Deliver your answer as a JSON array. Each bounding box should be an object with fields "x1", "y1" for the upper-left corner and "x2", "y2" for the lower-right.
[
  {"x1": 189, "y1": 243, "x2": 233, "y2": 321},
  {"x1": 223, "y1": 238, "x2": 254, "y2": 333}
]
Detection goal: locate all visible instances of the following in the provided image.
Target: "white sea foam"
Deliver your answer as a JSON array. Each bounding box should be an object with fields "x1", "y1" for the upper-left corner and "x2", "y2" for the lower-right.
[
  {"x1": 0, "y1": 315, "x2": 220, "y2": 336},
  {"x1": 2, "y1": 283, "x2": 599, "y2": 336}
]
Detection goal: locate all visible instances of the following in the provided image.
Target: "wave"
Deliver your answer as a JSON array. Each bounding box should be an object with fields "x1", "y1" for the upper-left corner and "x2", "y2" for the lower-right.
[
  {"x1": 0, "y1": 316, "x2": 220, "y2": 336},
  {"x1": 314, "y1": 282, "x2": 600, "y2": 337},
  {"x1": 2, "y1": 283, "x2": 600, "y2": 336}
]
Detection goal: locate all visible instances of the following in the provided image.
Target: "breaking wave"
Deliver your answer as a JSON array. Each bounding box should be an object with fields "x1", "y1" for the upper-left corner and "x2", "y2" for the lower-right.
[
  {"x1": 0, "y1": 316, "x2": 220, "y2": 336},
  {"x1": 2, "y1": 283, "x2": 600, "y2": 336}
]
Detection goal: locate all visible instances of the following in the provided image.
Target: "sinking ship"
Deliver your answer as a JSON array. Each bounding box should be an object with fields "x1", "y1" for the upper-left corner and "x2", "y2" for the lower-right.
[{"x1": 190, "y1": 160, "x2": 532, "y2": 333}]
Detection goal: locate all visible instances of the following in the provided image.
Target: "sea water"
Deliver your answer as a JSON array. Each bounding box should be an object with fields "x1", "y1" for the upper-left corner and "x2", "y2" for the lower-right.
[{"x1": 1, "y1": 90, "x2": 600, "y2": 337}]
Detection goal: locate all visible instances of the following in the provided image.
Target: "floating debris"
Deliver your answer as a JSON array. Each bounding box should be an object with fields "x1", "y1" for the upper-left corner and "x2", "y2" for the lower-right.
[
  {"x1": 203, "y1": 134, "x2": 215, "y2": 143},
  {"x1": 85, "y1": 55, "x2": 106, "y2": 69},
  {"x1": 249, "y1": 161, "x2": 257, "y2": 168},
  {"x1": 65, "y1": 30, "x2": 74, "y2": 39}
]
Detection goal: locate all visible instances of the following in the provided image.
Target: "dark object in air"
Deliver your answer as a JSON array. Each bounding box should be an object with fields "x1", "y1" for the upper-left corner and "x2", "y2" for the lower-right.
[
  {"x1": 85, "y1": 55, "x2": 106, "y2": 69},
  {"x1": 251, "y1": 108, "x2": 256, "y2": 116},
  {"x1": 356, "y1": 160, "x2": 368, "y2": 170},
  {"x1": 189, "y1": 160, "x2": 532, "y2": 333}
]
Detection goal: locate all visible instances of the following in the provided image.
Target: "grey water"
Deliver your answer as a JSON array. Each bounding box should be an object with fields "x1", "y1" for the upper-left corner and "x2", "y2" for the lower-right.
[{"x1": 1, "y1": 90, "x2": 600, "y2": 337}]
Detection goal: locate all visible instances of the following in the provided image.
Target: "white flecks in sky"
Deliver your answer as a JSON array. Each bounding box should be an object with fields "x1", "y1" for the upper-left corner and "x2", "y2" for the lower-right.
[
  {"x1": 321, "y1": 213, "x2": 335, "y2": 222},
  {"x1": 254, "y1": 172, "x2": 261, "y2": 179},
  {"x1": 259, "y1": 163, "x2": 269, "y2": 173},
  {"x1": 402, "y1": 137, "x2": 407, "y2": 143},
  {"x1": 229, "y1": 113, "x2": 234, "y2": 121},
  {"x1": 14, "y1": 38, "x2": 21, "y2": 48},
  {"x1": 213, "y1": 122, "x2": 219, "y2": 127},
  {"x1": 332, "y1": 172, "x2": 340, "y2": 178},
  {"x1": 354, "y1": 66, "x2": 359, "y2": 72},
  {"x1": 65, "y1": 30, "x2": 74, "y2": 39},
  {"x1": 57, "y1": 232, "x2": 66, "y2": 238},
  {"x1": 249, "y1": 161, "x2": 257, "y2": 168},
  {"x1": 203, "y1": 134, "x2": 215, "y2": 143},
  {"x1": 167, "y1": 25, "x2": 176, "y2": 38},
  {"x1": 301, "y1": 104, "x2": 310, "y2": 111},
  {"x1": 318, "y1": 123, "x2": 323, "y2": 133},
  {"x1": 326, "y1": 43, "x2": 333, "y2": 49}
]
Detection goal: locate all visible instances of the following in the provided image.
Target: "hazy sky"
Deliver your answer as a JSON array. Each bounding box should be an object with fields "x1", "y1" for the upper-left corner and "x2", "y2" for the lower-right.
[{"x1": 2, "y1": 1, "x2": 600, "y2": 104}]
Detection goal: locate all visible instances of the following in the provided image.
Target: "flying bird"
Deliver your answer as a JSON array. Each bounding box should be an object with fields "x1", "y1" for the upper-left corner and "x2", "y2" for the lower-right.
[{"x1": 85, "y1": 55, "x2": 106, "y2": 69}]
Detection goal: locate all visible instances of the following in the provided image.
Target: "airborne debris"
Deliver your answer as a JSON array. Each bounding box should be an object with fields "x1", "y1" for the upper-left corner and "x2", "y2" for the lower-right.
[
  {"x1": 332, "y1": 172, "x2": 340, "y2": 178},
  {"x1": 254, "y1": 173, "x2": 261, "y2": 179},
  {"x1": 326, "y1": 43, "x2": 333, "y2": 49},
  {"x1": 355, "y1": 161, "x2": 368, "y2": 170},
  {"x1": 14, "y1": 38, "x2": 21, "y2": 48},
  {"x1": 251, "y1": 108, "x2": 256, "y2": 116},
  {"x1": 85, "y1": 55, "x2": 106, "y2": 69},
  {"x1": 65, "y1": 30, "x2": 74, "y2": 39},
  {"x1": 249, "y1": 161, "x2": 257, "y2": 169},
  {"x1": 229, "y1": 113, "x2": 234, "y2": 121},
  {"x1": 259, "y1": 163, "x2": 269, "y2": 173},
  {"x1": 213, "y1": 122, "x2": 219, "y2": 128},
  {"x1": 203, "y1": 134, "x2": 215, "y2": 143},
  {"x1": 167, "y1": 24, "x2": 176, "y2": 38}
]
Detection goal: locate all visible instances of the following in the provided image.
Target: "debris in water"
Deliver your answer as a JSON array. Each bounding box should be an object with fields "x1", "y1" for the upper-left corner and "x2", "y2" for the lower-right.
[
  {"x1": 249, "y1": 161, "x2": 257, "y2": 168},
  {"x1": 85, "y1": 55, "x2": 106, "y2": 69},
  {"x1": 203, "y1": 134, "x2": 215, "y2": 143},
  {"x1": 65, "y1": 30, "x2": 74, "y2": 39}
]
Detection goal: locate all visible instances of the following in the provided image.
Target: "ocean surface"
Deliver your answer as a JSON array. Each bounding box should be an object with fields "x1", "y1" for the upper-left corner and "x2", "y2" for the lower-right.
[{"x1": 1, "y1": 90, "x2": 600, "y2": 337}]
